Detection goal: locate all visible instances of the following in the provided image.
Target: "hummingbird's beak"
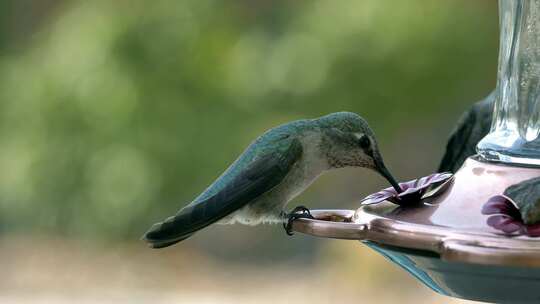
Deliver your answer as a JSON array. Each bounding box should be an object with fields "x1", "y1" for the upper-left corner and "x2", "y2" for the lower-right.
[{"x1": 374, "y1": 158, "x2": 402, "y2": 193}]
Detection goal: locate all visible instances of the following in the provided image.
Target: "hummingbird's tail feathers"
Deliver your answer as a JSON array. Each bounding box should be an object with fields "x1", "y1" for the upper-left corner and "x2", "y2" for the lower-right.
[
  {"x1": 143, "y1": 224, "x2": 193, "y2": 248},
  {"x1": 142, "y1": 205, "x2": 209, "y2": 248},
  {"x1": 142, "y1": 186, "x2": 252, "y2": 249}
]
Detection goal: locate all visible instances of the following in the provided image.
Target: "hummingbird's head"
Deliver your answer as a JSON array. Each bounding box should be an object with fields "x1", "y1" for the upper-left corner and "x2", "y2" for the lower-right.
[{"x1": 317, "y1": 112, "x2": 402, "y2": 193}]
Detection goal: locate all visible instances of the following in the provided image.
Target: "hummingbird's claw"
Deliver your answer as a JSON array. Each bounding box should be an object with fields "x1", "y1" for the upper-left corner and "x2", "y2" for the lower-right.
[{"x1": 283, "y1": 205, "x2": 314, "y2": 236}]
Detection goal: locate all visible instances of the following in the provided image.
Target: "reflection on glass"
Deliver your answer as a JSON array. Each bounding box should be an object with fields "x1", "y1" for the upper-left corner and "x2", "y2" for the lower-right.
[{"x1": 478, "y1": 0, "x2": 540, "y2": 165}]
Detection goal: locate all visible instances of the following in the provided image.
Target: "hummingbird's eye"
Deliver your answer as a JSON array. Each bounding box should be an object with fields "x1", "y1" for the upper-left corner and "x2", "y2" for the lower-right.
[{"x1": 358, "y1": 135, "x2": 370, "y2": 149}]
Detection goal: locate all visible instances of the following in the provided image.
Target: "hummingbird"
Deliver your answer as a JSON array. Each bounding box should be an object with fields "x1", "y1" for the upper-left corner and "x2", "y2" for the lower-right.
[
  {"x1": 438, "y1": 91, "x2": 495, "y2": 173},
  {"x1": 143, "y1": 112, "x2": 401, "y2": 248}
]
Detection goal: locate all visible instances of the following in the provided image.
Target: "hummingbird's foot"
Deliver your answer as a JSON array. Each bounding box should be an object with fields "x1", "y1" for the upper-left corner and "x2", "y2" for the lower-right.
[{"x1": 283, "y1": 205, "x2": 314, "y2": 236}]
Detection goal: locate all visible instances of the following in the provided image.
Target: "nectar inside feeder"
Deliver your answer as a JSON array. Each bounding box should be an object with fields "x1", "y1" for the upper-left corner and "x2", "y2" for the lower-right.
[{"x1": 290, "y1": 1, "x2": 540, "y2": 303}]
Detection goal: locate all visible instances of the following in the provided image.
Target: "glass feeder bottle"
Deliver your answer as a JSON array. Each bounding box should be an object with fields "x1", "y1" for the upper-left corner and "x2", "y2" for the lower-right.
[{"x1": 478, "y1": 0, "x2": 540, "y2": 166}]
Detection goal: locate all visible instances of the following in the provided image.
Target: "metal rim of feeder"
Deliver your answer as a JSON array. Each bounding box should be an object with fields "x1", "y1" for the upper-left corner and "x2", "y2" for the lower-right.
[{"x1": 291, "y1": 209, "x2": 540, "y2": 268}]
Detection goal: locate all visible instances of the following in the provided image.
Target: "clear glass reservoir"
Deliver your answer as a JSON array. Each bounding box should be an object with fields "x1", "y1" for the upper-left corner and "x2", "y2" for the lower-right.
[{"x1": 478, "y1": 0, "x2": 540, "y2": 166}]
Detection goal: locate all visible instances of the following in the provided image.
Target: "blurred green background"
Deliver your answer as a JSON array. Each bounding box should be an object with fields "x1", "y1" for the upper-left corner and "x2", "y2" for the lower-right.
[{"x1": 0, "y1": 0, "x2": 497, "y2": 303}]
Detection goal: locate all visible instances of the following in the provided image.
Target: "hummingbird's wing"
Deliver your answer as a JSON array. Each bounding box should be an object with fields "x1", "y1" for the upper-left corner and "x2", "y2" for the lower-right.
[
  {"x1": 438, "y1": 92, "x2": 495, "y2": 173},
  {"x1": 143, "y1": 134, "x2": 303, "y2": 248}
]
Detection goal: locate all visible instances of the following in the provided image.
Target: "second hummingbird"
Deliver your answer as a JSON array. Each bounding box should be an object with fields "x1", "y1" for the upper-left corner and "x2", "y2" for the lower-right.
[{"x1": 143, "y1": 112, "x2": 401, "y2": 248}]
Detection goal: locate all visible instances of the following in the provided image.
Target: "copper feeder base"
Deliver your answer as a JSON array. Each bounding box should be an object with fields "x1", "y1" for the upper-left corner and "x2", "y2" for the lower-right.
[{"x1": 291, "y1": 157, "x2": 540, "y2": 303}]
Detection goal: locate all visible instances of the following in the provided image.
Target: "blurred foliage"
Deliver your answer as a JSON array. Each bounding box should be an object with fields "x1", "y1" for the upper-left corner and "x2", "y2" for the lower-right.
[{"x1": 0, "y1": 0, "x2": 498, "y2": 239}]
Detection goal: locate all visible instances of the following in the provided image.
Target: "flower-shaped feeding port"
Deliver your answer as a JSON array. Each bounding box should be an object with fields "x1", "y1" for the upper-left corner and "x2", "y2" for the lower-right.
[
  {"x1": 361, "y1": 172, "x2": 454, "y2": 206},
  {"x1": 482, "y1": 195, "x2": 540, "y2": 237}
]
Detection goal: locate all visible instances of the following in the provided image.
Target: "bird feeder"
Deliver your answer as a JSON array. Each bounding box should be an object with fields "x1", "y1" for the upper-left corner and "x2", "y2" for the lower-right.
[{"x1": 291, "y1": 1, "x2": 540, "y2": 303}]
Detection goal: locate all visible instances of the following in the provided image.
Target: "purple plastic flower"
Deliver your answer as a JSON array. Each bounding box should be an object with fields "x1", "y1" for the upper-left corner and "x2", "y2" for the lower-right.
[
  {"x1": 482, "y1": 195, "x2": 540, "y2": 237},
  {"x1": 361, "y1": 172, "x2": 454, "y2": 206}
]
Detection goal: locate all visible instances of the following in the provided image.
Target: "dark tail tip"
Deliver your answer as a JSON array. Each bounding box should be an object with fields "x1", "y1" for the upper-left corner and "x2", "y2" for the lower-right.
[{"x1": 142, "y1": 220, "x2": 193, "y2": 249}]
